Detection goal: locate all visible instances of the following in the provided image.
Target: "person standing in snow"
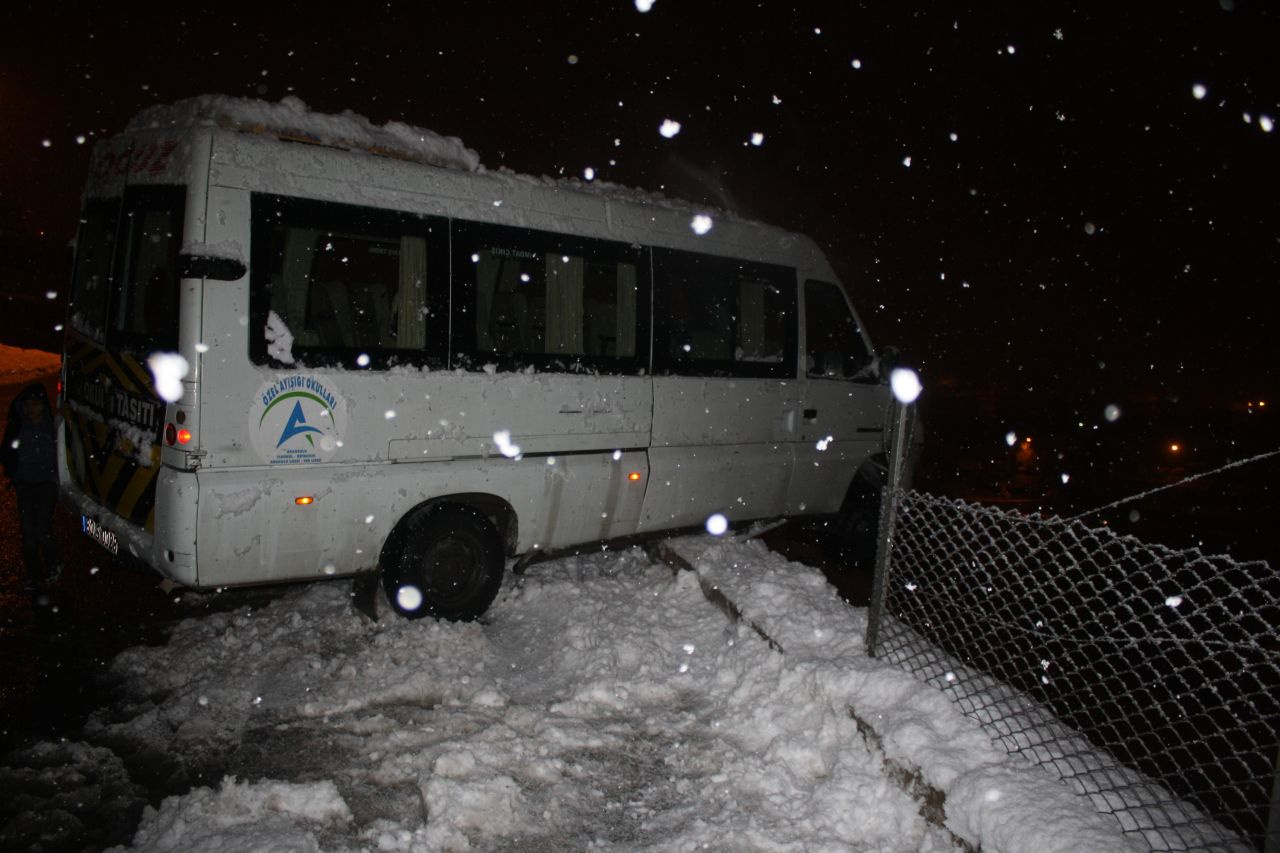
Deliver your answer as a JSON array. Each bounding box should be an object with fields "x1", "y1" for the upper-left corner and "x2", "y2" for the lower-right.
[{"x1": 1, "y1": 383, "x2": 63, "y2": 592}]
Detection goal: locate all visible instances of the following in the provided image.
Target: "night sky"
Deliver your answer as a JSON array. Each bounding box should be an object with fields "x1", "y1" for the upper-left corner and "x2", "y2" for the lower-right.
[{"x1": 2, "y1": 1, "x2": 1276, "y2": 499}]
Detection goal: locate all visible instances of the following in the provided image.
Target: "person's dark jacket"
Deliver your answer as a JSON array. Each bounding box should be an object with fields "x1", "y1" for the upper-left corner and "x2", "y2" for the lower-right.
[{"x1": 1, "y1": 383, "x2": 57, "y2": 485}]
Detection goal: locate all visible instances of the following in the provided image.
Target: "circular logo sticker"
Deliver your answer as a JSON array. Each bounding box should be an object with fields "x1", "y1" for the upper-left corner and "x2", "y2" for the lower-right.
[{"x1": 250, "y1": 376, "x2": 348, "y2": 464}]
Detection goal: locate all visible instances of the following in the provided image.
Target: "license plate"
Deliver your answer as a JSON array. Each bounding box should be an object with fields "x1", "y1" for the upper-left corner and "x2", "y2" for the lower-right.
[{"x1": 82, "y1": 515, "x2": 120, "y2": 555}]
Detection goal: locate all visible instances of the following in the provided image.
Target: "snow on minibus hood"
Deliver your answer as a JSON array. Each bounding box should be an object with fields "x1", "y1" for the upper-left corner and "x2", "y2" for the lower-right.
[{"x1": 125, "y1": 94, "x2": 483, "y2": 174}]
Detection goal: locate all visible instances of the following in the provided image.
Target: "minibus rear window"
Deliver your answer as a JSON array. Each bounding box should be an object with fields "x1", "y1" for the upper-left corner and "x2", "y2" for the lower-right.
[{"x1": 108, "y1": 186, "x2": 186, "y2": 352}]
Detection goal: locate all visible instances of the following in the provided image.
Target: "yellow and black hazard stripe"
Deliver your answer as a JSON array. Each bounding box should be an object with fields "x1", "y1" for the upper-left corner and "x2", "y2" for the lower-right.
[{"x1": 62, "y1": 337, "x2": 164, "y2": 533}]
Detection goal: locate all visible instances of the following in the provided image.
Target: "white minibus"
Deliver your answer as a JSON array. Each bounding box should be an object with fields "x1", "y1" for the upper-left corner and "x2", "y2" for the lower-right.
[{"x1": 59, "y1": 95, "x2": 903, "y2": 620}]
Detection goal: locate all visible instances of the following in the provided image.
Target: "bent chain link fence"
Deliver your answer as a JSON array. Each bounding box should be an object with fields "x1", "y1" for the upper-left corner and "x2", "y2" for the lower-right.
[{"x1": 865, "y1": 485, "x2": 1280, "y2": 852}]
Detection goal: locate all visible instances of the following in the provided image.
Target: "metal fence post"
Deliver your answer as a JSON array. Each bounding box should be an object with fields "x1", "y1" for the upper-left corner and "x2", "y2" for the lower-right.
[
  {"x1": 1267, "y1": 742, "x2": 1280, "y2": 853},
  {"x1": 865, "y1": 398, "x2": 915, "y2": 657}
]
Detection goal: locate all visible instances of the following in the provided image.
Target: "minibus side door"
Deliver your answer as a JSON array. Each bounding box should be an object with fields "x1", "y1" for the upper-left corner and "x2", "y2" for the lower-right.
[{"x1": 789, "y1": 279, "x2": 888, "y2": 515}]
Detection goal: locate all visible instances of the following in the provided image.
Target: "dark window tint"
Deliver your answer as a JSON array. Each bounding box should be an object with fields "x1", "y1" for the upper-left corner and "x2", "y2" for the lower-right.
[
  {"x1": 653, "y1": 249, "x2": 796, "y2": 378},
  {"x1": 109, "y1": 186, "x2": 185, "y2": 351},
  {"x1": 68, "y1": 198, "x2": 121, "y2": 342},
  {"x1": 805, "y1": 280, "x2": 875, "y2": 381},
  {"x1": 250, "y1": 195, "x2": 448, "y2": 369},
  {"x1": 452, "y1": 221, "x2": 648, "y2": 374}
]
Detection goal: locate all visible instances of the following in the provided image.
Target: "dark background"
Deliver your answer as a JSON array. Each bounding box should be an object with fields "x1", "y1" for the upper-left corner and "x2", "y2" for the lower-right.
[{"x1": 1, "y1": 1, "x2": 1276, "y2": 557}]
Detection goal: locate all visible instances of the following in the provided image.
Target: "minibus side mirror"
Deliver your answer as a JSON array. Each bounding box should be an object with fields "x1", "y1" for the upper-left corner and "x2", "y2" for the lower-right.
[
  {"x1": 180, "y1": 253, "x2": 247, "y2": 281},
  {"x1": 877, "y1": 345, "x2": 902, "y2": 380}
]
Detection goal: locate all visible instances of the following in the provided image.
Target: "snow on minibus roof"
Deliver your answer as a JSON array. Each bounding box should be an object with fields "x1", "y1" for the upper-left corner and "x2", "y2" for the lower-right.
[
  {"x1": 124, "y1": 95, "x2": 778, "y2": 235},
  {"x1": 126, "y1": 94, "x2": 483, "y2": 174}
]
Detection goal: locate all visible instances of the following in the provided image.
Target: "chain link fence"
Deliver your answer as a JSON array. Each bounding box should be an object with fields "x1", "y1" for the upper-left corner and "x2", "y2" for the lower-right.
[{"x1": 865, "y1": 427, "x2": 1280, "y2": 851}]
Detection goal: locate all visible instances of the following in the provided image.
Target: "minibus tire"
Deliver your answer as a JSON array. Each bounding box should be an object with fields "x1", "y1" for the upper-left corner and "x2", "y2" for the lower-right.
[{"x1": 382, "y1": 505, "x2": 505, "y2": 621}]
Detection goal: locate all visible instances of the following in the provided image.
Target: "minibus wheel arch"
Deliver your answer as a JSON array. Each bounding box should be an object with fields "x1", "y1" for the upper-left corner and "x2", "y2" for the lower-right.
[
  {"x1": 380, "y1": 501, "x2": 507, "y2": 621},
  {"x1": 831, "y1": 454, "x2": 889, "y2": 570}
]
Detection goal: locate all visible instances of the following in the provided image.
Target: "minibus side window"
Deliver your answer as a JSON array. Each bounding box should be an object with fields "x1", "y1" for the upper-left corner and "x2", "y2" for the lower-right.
[
  {"x1": 249, "y1": 195, "x2": 448, "y2": 369},
  {"x1": 804, "y1": 280, "x2": 875, "y2": 381},
  {"x1": 653, "y1": 249, "x2": 797, "y2": 379},
  {"x1": 452, "y1": 220, "x2": 649, "y2": 374}
]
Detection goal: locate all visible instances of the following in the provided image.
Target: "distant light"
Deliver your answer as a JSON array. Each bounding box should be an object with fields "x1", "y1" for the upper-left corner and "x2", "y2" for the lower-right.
[
  {"x1": 705, "y1": 513, "x2": 729, "y2": 536},
  {"x1": 627, "y1": 471, "x2": 642, "y2": 481},
  {"x1": 659, "y1": 118, "x2": 682, "y2": 138},
  {"x1": 295, "y1": 496, "x2": 314, "y2": 505},
  {"x1": 691, "y1": 214, "x2": 713, "y2": 235},
  {"x1": 889, "y1": 367, "x2": 922, "y2": 404},
  {"x1": 1192, "y1": 83, "x2": 1208, "y2": 100}
]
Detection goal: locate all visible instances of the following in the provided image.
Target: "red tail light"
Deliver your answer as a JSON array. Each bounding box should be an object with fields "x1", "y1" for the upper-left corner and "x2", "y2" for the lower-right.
[{"x1": 165, "y1": 424, "x2": 194, "y2": 446}]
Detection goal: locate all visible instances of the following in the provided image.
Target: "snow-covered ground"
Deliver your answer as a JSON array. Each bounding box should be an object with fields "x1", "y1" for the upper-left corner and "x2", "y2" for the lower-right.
[{"x1": 6, "y1": 533, "x2": 1141, "y2": 852}]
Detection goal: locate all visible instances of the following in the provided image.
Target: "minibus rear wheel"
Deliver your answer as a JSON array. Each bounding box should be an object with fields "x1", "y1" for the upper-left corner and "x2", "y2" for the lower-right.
[{"x1": 383, "y1": 505, "x2": 505, "y2": 621}]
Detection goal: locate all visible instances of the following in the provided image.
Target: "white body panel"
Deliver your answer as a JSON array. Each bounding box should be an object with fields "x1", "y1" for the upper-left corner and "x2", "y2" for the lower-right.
[{"x1": 59, "y1": 106, "x2": 895, "y2": 590}]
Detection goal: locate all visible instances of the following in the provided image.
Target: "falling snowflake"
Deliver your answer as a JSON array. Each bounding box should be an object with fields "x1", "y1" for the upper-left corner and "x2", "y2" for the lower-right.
[
  {"x1": 705, "y1": 513, "x2": 729, "y2": 536},
  {"x1": 148, "y1": 352, "x2": 190, "y2": 403},
  {"x1": 1192, "y1": 83, "x2": 1207, "y2": 100},
  {"x1": 890, "y1": 367, "x2": 922, "y2": 404},
  {"x1": 659, "y1": 119, "x2": 682, "y2": 138},
  {"x1": 397, "y1": 585, "x2": 424, "y2": 612},
  {"x1": 691, "y1": 214, "x2": 713, "y2": 235},
  {"x1": 493, "y1": 430, "x2": 522, "y2": 459},
  {"x1": 750, "y1": 132, "x2": 764, "y2": 146}
]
